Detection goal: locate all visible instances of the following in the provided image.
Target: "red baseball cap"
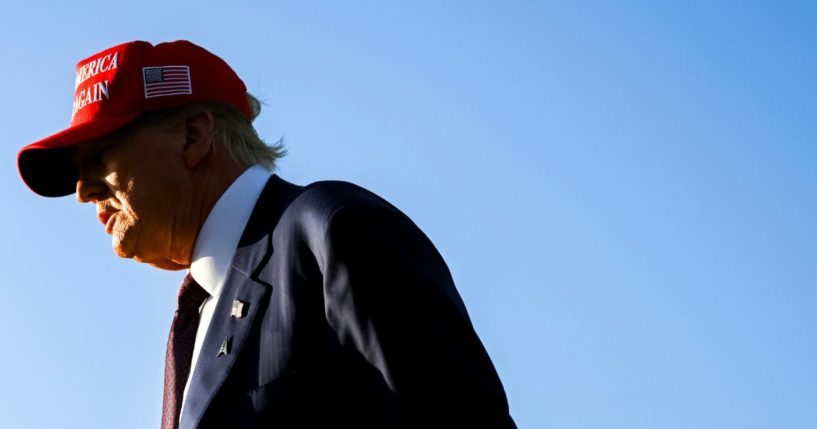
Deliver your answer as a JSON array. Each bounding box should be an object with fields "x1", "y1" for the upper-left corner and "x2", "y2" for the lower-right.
[{"x1": 18, "y1": 40, "x2": 252, "y2": 197}]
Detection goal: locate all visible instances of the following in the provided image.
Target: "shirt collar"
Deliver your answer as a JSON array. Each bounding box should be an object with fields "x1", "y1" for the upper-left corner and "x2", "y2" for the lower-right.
[{"x1": 189, "y1": 165, "x2": 271, "y2": 297}]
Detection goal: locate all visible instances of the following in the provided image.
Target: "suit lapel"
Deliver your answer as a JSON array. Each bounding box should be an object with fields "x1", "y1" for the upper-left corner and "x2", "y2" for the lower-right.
[
  {"x1": 178, "y1": 175, "x2": 303, "y2": 429},
  {"x1": 179, "y1": 263, "x2": 268, "y2": 429}
]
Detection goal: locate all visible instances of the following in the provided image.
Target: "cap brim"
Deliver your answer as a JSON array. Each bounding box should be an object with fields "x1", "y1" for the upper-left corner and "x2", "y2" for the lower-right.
[{"x1": 18, "y1": 113, "x2": 141, "y2": 197}]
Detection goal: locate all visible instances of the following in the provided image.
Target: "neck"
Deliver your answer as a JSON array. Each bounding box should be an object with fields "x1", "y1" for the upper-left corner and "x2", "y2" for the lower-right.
[{"x1": 169, "y1": 157, "x2": 246, "y2": 269}]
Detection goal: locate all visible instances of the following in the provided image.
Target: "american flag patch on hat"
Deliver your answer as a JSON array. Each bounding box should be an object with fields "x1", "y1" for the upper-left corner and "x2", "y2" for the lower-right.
[{"x1": 143, "y1": 65, "x2": 192, "y2": 98}]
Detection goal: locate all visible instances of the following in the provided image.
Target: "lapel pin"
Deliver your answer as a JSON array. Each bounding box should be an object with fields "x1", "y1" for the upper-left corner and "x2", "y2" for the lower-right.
[
  {"x1": 231, "y1": 300, "x2": 247, "y2": 319},
  {"x1": 217, "y1": 336, "x2": 232, "y2": 357}
]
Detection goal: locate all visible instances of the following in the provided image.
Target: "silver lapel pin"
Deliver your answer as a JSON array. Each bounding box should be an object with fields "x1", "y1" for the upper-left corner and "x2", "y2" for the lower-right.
[
  {"x1": 231, "y1": 300, "x2": 246, "y2": 318},
  {"x1": 217, "y1": 336, "x2": 231, "y2": 357}
]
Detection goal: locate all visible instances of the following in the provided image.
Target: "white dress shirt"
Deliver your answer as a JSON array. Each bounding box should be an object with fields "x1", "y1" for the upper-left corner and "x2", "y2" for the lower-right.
[{"x1": 179, "y1": 165, "x2": 272, "y2": 421}]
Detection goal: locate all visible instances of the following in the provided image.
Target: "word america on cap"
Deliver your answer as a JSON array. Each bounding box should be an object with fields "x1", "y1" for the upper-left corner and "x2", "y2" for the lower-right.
[{"x1": 72, "y1": 53, "x2": 118, "y2": 117}]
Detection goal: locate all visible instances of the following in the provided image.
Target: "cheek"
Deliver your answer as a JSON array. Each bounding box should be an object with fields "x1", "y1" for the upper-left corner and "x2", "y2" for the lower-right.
[
  {"x1": 104, "y1": 171, "x2": 119, "y2": 187},
  {"x1": 115, "y1": 194, "x2": 159, "y2": 239},
  {"x1": 115, "y1": 176, "x2": 160, "y2": 221},
  {"x1": 112, "y1": 180, "x2": 175, "y2": 243}
]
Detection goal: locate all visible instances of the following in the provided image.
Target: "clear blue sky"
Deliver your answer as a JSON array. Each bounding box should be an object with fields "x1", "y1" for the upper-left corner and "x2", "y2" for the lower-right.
[{"x1": 1, "y1": 1, "x2": 815, "y2": 428}]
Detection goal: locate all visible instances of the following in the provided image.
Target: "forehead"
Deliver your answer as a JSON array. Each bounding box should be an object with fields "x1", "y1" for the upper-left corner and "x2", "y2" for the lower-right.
[
  {"x1": 72, "y1": 132, "x2": 124, "y2": 166},
  {"x1": 72, "y1": 120, "x2": 146, "y2": 166},
  {"x1": 72, "y1": 109, "x2": 187, "y2": 169},
  {"x1": 75, "y1": 114, "x2": 159, "y2": 154}
]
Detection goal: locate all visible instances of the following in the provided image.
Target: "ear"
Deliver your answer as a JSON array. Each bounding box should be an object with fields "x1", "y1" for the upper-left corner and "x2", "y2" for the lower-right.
[{"x1": 182, "y1": 111, "x2": 215, "y2": 168}]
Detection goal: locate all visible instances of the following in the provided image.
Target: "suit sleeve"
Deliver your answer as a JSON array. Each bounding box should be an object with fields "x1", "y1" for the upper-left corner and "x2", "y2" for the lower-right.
[{"x1": 318, "y1": 200, "x2": 516, "y2": 428}]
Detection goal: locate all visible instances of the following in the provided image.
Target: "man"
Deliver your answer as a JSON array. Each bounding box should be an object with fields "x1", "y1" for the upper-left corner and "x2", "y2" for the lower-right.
[{"x1": 18, "y1": 40, "x2": 516, "y2": 428}]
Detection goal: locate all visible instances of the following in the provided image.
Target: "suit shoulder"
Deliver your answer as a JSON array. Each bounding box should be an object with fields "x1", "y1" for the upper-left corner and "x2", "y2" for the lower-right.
[
  {"x1": 278, "y1": 180, "x2": 397, "y2": 233},
  {"x1": 295, "y1": 180, "x2": 393, "y2": 215}
]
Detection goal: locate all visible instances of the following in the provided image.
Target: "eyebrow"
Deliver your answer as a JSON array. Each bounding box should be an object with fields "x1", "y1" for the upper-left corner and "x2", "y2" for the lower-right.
[
  {"x1": 73, "y1": 123, "x2": 137, "y2": 167},
  {"x1": 73, "y1": 139, "x2": 113, "y2": 168}
]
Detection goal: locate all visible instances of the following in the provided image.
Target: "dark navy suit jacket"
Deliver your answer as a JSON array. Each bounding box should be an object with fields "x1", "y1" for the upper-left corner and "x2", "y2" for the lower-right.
[{"x1": 179, "y1": 175, "x2": 516, "y2": 428}]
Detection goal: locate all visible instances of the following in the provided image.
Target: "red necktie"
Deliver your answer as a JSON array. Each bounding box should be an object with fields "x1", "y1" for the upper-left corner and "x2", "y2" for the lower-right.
[{"x1": 161, "y1": 274, "x2": 210, "y2": 429}]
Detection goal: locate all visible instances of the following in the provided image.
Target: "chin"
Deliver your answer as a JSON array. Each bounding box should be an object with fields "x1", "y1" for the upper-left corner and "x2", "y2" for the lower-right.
[
  {"x1": 112, "y1": 243, "x2": 134, "y2": 259},
  {"x1": 126, "y1": 250, "x2": 187, "y2": 271},
  {"x1": 150, "y1": 261, "x2": 189, "y2": 271},
  {"x1": 143, "y1": 257, "x2": 189, "y2": 271},
  {"x1": 111, "y1": 228, "x2": 135, "y2": 258},
  {"x1": 112, "y1": 228, "x2": 153, "y2": 263}
]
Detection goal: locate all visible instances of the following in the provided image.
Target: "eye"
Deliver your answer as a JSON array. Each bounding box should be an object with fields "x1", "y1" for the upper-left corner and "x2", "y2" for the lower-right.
[
  {"x1": 74, "y1": 142, "x2": 111, "y2": 171},
  {"x1": 97, "y1": 145, "x2": 111, "y2": 164},
  {"x1": 83, "y1": 146, "x2": 105, "y2": 169}
]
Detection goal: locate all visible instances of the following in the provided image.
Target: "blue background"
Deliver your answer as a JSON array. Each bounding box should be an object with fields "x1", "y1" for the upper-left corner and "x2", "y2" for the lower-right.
[{"x1": 1, "y1": 1, "x2": 815, "y2": 428}]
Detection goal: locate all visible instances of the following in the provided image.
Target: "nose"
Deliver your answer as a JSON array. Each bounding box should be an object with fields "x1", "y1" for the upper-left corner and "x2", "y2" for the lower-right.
[{"x1": 76, "y1": 173, "x2": 108, "y2": 203}]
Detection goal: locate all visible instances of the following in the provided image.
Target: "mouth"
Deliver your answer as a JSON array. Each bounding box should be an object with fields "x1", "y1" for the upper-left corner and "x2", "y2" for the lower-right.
[{"x1": 98, "y1": 211, "x2": 118, "y2": 234}]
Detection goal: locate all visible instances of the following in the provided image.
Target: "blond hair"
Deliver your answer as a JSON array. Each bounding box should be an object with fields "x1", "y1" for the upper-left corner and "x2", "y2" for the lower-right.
[{"x1": 131, "y1": 93, "x2": 286, "y2": 170}]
